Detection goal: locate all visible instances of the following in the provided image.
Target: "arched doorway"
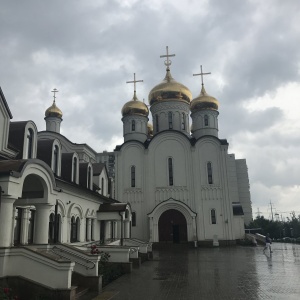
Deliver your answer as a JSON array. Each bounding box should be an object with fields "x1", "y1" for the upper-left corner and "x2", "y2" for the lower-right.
[{"x1": 158, "y1": 209, "x2": 187, "y2": 243}]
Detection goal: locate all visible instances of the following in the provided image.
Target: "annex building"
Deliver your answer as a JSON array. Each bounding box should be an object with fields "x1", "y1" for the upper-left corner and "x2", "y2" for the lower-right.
[{"x1": 0, "y1": 48, "x2": 252, "y2": 299}]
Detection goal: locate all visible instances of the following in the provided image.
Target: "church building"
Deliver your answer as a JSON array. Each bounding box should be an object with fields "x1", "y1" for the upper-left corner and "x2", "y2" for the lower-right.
[{"x1": 115, "y1": 47, "x2": 252, "y2": 245}]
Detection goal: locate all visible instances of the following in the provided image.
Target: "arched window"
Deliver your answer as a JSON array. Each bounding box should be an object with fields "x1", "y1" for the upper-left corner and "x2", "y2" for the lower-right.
[
  {"x1": 71, "y1": 216, "x2": 77, "y2": 242},
  {"x1": 168, "y1": 112, "x2": 173, "y2": 129},
  {"x1": 131, "y1": 166, "x2": 136, "y2": 187},
  {"x1": 211, "y1": 209, "x2": 216, "y2": 224},
  {"x1": 155, "y1": 115, "x2": 159, "y2": 133},
  {"x1": 101, "y1": 178, "x2": 104, "y2": 195},
  {"x1": 168, "y1": 157, "x2": 174, "y2": 186},
  {"x1": 204, "y1": 115, "x2": 209, "y2": 127},
  {"x1": 49, "y1": 213, "x2": 55, "y2": 243},
  {"x1": 72, "y1": 157, "x2": 77, "y2": 183},
  {"x1": 53, "y1": 145, "x2": 59, "y2": 175},
  {"x1": 207, "y1": 162, "x2": 213, "y2": 184},
  {"x1": 132, "y1": 120, "x2": 135, "y2": 131},
  {"x1": 26, "y1": 129, "x2": 33, "y2": 159},
  {"x1": 181, "y1": 113, "x2": 186, "y2": 130},
  {"x1": 132, "y1": 212, "x2": 136, "y2": 227},
  {"x1": 87, "y1": 166, "x2": 92, "y2": 189}
]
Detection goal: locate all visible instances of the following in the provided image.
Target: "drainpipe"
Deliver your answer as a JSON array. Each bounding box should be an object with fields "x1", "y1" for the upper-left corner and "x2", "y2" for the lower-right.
[{"x1": 119, "y1": 211, "x2": 124, "y2": 246}]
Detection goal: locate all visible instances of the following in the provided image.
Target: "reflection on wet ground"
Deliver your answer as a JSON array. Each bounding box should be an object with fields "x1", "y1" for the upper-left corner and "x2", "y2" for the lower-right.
[{"x1": 101, "y1": 243, "x2": 300, "y2": 300}]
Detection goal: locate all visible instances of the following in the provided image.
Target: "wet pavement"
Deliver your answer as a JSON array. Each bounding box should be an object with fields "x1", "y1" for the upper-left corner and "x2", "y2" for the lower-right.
[{"x1": 99, "y1": 243, "x2": 300, "y2": 300}]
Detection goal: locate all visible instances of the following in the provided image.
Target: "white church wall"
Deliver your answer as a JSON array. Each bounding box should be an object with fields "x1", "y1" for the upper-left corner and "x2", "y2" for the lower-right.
[{"x1": 235, "y1": 159, "x2": 252, "y2": 225}]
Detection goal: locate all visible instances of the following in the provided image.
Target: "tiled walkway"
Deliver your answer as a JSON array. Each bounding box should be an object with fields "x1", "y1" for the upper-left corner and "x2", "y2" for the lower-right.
[{"x1": 98, "y1": 243, "x2": 300, "y2": 300}]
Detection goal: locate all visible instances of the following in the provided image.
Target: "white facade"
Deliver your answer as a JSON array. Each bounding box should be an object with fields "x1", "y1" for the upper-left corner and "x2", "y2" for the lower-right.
[{"x1": 115, "y1": 64, "x2": 252, "y2": 245}]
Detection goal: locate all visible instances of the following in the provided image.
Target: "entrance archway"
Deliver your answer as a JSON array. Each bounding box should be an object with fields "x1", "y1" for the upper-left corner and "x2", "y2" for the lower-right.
[{"x1": 158, "y1": 209, "x2": 187, "y2": 243}]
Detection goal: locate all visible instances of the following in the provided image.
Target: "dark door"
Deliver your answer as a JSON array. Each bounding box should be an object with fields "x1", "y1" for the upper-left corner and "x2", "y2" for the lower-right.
[
  {"x1": 173, "y1": 224, "x2": 180, "y2": 243},
  {"x1": 158, "y1": 209, "x2": 187, "y2": 243}
]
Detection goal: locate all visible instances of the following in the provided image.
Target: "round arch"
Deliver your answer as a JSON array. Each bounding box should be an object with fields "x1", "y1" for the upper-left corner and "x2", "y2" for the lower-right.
[{"x1": 148, "y1": 198, "x2": 197, "y2": 242}]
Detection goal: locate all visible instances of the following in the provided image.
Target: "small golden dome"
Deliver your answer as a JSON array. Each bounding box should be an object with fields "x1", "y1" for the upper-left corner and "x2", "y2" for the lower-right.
[
  {"x1": 45, "y1": 101, "x2": 63, "y2": 118},
  {"x1": 149, "y1": 68, "x2": 192, "y2": 106},
  {"x1": 147, "y1": 123, "x2": 153, "y2": 136},
  {"x1": 190, "y1": 86, "x2": 219, "y2": 113},
  {"x1": 122, "y1": 93, "x2": 149, "y2": 117}
]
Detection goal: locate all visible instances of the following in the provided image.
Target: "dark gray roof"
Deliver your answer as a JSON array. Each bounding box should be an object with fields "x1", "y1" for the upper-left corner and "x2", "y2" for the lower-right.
[
  {"x1": 92, "y1": 163, "x2": 106, "y2": 176},
  {"x1": 98, "y1": 203, "x2": 127, "y2": 212}
]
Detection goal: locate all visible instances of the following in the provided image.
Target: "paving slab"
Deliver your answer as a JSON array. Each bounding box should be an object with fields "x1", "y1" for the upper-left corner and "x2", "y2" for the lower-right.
[{"x1": 100, "y1": 243, "x2": 300, "y2": 300}]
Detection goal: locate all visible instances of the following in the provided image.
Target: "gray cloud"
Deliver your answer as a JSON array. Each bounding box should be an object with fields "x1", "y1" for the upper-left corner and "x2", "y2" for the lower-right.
[{"x1": 1, "y1": 0, "x2": 299, "y2": 218}]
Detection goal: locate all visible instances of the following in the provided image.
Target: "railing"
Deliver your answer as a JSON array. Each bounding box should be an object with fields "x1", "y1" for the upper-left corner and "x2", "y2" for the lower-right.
[{"x1": 51, "y1": 246, "x2": 95, "y2": 270}]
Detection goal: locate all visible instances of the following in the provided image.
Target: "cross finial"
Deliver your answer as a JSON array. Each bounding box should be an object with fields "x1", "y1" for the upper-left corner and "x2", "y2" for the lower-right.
[
  {"x1": 51, "y1": 88, "x2": 59, "y2": 103},
  {"x1": 126, "y1": 73, "x2": 143, "y2": 99},
  {"x1": 160, "y1": 46, "x2": 175, "y2": 69},
  {"x1": 193, "y1": 65, "x2": 211, "y2": 87}
]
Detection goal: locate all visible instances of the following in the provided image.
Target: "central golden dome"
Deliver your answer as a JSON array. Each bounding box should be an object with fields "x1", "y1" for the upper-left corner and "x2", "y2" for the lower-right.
[
  {"x1": 190, "y1": 86, "x2": 219, "y2": 113},
  {"x1": 45, "y1": 101, "x2": 63, "y2": 118},
  {"x1": 122, "y1": 93, "x2": 149, "y2": 117},
  {"x1": 148, "y1": 68, "x2": 192, "y2": 106}
]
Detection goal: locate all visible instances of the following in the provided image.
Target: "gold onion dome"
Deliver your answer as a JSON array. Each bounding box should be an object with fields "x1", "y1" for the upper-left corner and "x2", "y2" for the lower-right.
[
  {"x1": 121, "y1": 93, "x2": 149, "y2": 117},
  {"x1": 45, "y1": 101, "x2": 63, "y2": 118},
  {"x1": 148, "y1": 68, "x2": 192, "y2": 106},
  {"x1": 190, "y1": 85, "x2": 219, "y2": 113}
]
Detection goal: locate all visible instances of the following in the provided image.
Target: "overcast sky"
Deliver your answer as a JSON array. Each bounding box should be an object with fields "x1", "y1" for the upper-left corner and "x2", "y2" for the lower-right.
[{"x1": 1, "y1": 0, "x2": 299, "y2": 221}]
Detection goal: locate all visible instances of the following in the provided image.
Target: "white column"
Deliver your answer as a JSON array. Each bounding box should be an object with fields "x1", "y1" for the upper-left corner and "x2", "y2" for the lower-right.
[
  {"x1": 124, "y1": 221, "x2": 130, "y2": 238},
  {"x1": 87, "y1": 218, "x2": 92, "y2": 241},
  {"x1": 20, "y1": 207, "x2": 30, "y2": 245},
  {"x1": 0, "y1": 197, "x2": 16, "y2": 247},
  {"x1": 149, "y1": 217, "x2": 154, "y2": 242},
  {"x1": 192, "y1": 216, "x2": 197, "y2": 241},
  {"x1": 34, "y1": 204, "x2": 52, "y2": 244}
]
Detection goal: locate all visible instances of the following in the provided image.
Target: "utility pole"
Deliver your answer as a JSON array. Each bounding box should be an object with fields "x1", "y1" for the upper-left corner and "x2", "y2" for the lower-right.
[
  {"x1": 269, "y1": 200, "x2": 274, "y2": 221},
  {"x1": 255, "y1": 208, "x2": 261, "y2": 217}
]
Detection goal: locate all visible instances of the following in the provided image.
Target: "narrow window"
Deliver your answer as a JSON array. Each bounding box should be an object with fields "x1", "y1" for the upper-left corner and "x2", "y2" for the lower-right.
[
  {"x1": 28, "y1": 209, "x2": 35, "y2": 244},
  {"x1": 168, "y1": 157, "x2": 173, "y2": 186},
  {"x1": 131, "y1": 166, "x2": 135, "y2": 187},
  {"x1": 132, "y1": 120, "x2": 135, "y2": 131},
  {"x1": 26, "y1": 129, "x2": 33, "y2": 159},
  {"x1": 101, "y1": 178, "x2": 104, "y2": 195},
  {"x1": 132, "y1": 212, "x2": 136, "y2": 227},
  {"x1": 14, "y1": 208, "x2": 22, "y2": 245},
  {"x1": 49, "y1": 213, "x2": 55, "y2": 243},
  {"x1": 91, "y1": 219, "x2": 94, "y2": 241},
  {"x1": 207, "y1": 162, "x2": 213, "y2": 184},
  {"x1": 87, "y1": 166, "x2": 92, "y2": 189},
  {"x1": 72, "y1": 157, "x2": 77, "y2": 183},
  {"x1": 204, "y1": 115, "x2": 209, "y2": 127},
  {"x1": 53, "y1": 145, "x2": 59, "y2": 175},
  {"x1": 211, "y1": 209, "x2": 216, "y2": 224},
  {"x1": 71, "y1": 216, "x2": 77, "y2": 242},
  {"x1": 168, "y1": 112, "x2": 173, "y2": 129},
  {"x1": 156, "y1": 115, "x2": 159, "y2": 133},
  {"x1": 181, "y1": 113, "x2": 186, "y2": 130}
]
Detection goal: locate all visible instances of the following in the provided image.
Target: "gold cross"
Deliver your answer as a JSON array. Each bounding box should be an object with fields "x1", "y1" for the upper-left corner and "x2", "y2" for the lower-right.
[
  {"x1": 193, "y1": 65, "x2": 211, "y2": 86},
  {"x1": 160, "y1": 46, "x2": 175, "y2": 68},
  {"x1": 51, "y1": 88, "x2": 59, "y2": 103},
  {"x1": 126, "y1": 73, "x2": 143, "y2": 95}
]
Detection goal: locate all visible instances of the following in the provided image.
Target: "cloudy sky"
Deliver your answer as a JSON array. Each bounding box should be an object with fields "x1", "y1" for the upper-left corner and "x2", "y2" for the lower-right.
[{"x1": 1, "y1": 0, "x2": 299, "y2": 221}]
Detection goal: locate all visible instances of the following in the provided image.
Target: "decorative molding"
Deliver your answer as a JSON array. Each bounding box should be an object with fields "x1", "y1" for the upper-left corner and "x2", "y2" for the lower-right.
[{"x1": 151, "y1": 102, "x2": 190, "y2": 114}]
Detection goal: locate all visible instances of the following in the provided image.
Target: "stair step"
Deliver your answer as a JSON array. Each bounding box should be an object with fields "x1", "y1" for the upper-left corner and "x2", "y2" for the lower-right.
[{"x1": 75, "y1": 286, "x2": 90, "y2": 299}]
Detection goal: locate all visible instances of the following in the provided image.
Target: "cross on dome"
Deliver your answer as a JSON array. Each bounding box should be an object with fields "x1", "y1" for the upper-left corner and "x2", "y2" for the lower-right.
[
  {"x1": 51, "y1": 88, "x2": 59, "y2": 103},
  {"x1": 193, "y1": 65, "x2": 211, "y2": 87},
  {"x1": 160, "y1": 46, "x2": 175, "y2": 69},
  {"x1": 126, "y1": 73, "x2": 143, "y2": 100}
]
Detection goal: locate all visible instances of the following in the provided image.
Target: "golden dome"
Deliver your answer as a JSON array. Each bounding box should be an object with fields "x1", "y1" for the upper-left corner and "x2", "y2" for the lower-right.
[
  {"x1": 45, "y1": 101, "x2": 63, "y2": 118},
  {"x1": 122, "y1": 93, "x2": 149, "y2": 117},
  {"x1": 190, "y1": 86, "x2": 219, "y2": 113},
  {"x1": 148, "y1": 68, "x2": 192, "y2": 106},
  {"x1": 147, "y1": 123, "x2": 153, "y2": 136}
]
